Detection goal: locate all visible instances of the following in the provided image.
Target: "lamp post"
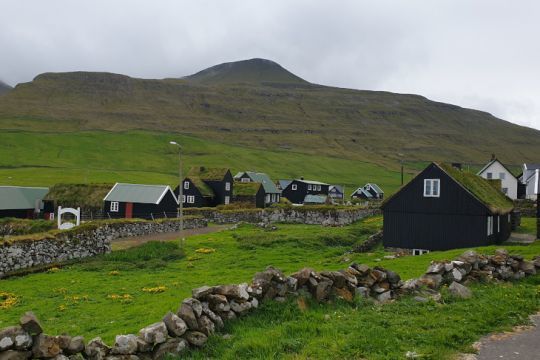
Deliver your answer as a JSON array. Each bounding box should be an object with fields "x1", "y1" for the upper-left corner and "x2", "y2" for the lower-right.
[{"x1": 169, "y1": 141, "x2": 184, "y2": 245}]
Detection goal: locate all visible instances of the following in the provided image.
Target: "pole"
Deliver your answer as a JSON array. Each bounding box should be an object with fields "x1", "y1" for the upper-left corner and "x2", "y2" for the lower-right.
[
  {"x1": 536, "y1": 195, "x2": 539, "y2": 240},
  {"x1": 178, "y1": 147, "x2": 185, "y2": 246},
  {"x1": 401, "y1": 164, "x2": 404, "y2": 186}
]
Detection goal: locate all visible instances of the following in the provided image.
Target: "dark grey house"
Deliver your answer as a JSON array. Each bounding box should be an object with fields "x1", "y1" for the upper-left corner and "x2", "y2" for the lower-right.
[
  {"x1": 281, "y1": 179, "x2": 330, "y2": 205},
  {"x1": 352, "y1": 183, "x2": 384, "y2": 200},
  {"x1": 176, "y1": 167, "x2": 233, "y2": 208},
  {"x1": 328, "y1": 185, "x2": 344, "y2": 202},
  {"x1": 103, "y1": 183, "x2": 178, "y2": 219},
  {"x1": 234, "y1": 171, "x2": 281, "y2": 207},
  {"x1": 382, "y1": 163, "x2": 514, "y2": 252}
]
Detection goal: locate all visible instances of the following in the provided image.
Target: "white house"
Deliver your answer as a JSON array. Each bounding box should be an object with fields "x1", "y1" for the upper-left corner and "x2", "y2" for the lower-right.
[
  {"x1": 477, "y1": 158, "x2": 518, "y2": 199},
  {"x1": 521, "y1": 163, "x2": 540, "y2": 200}
]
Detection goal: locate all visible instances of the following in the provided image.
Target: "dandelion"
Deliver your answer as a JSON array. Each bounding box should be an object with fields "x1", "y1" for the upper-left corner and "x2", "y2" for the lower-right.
[
  {"x1": 107, "y1": 294, "x2": 133, "y2": 303},
  {"x1": 195, "y1": 248, "x2": 216, "y2": 254},
  {"x1": 142, "y1": 286, "x2": 167, "y2": 294},
  {"x1": 0, "y1": 292, "x2": 18, "y2": 309},
  {"x1": 47, "y1": 267, "x2": 61, "y2": 273},
  {"x1": 53, "y1": 288, "x2": 68, "y2": 295},
  {"x1": 108, "y1": 270, "x2": 120, "y2": 276},
  {"x1": 58, "y1": 304, "x2": 67, "y2": 311}
]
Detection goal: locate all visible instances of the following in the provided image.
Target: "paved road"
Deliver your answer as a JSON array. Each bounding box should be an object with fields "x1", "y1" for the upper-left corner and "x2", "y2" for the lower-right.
[
  {"x1": 474, "y1": 314, "x2": 540, "y2": 359},
  {"x1": 111, "y1": 224, "x2": 231, "y2": 250}
]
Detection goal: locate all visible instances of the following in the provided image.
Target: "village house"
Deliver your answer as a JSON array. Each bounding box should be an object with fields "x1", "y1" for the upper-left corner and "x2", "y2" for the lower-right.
[
  {"x1": 328, "y1": 185, "x2": 344, "y2": 203},
  {"x1": 176, "y1": 167, "x2": 233, "y2": 208},
  {"x1": 234, "y1": 171, "x2": 281, "y2": 207},
  {"x1": 0, "y1": 186, "x2": 54, "y2": 219},
  {"x1": 519, "y1": 163, "x2": 540, "y2": 200},
  {"x1": 382, "y1": 163, "x2": 514, "y2": 253},
  {"x1": 351, "y1": 183, "x2": 384, "y2": 200},
  {"x1": 280, "y1": 178, "x2": 330, "y2": 205},
  {"x1": 477, "y1": 157, "x2": 518, "y2": 199},
  {"x1": 103, "y1": 183, "x2": 178, "y2": 219},
  {"x1": 233, "y1": 182, "x2": 265, "y2": 208}
]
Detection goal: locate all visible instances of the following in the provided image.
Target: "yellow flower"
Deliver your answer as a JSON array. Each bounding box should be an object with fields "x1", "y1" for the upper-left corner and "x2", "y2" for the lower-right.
[
  {"x1": 108, "y1": 270, "x2": 120, "y2": 276},
  {"x1": 195, "y1": 248, "x2": 216, "y2": 254},
  {"x1": 47, "y1": 267, "x2": 61, "y2": 273},
  {"x1": 58, "y1": 304, "x2": 67, "y2": 311},
  {"x1": 142, "y1": 286, "x2": 167, "y2": 294},
  {"x1": 0, "y1": 292, "x2": 18, "y2": 309}
]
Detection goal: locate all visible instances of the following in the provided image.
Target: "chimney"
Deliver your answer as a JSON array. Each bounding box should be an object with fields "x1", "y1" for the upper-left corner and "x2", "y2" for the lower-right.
[
  {"x1": 451, "y1": 163, "x2": 462, "y2": 170},
  {"x1": 491, "y1": 153, "x2": 496, "y2": 161},
  {"x1": 300, "y1": 177, "x2": 304, "y2": 180}
]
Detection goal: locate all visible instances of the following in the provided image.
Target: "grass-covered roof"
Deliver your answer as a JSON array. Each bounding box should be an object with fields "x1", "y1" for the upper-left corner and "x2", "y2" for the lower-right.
[
  {"x1": 438, "y1": 163, "x2": 514, "y2": 214},
  {"x1": 233, "y1": 182, "x2": 261, "y2": 196},
  {"x1": 186, "y1": 177, "x2": 214, "y2": 197},
  {"x1": 188, "y1": 167, "x2": 229, "y2": 181},
  {"x1": 44, "y1": 183, "x2": 113, "y2": 211}
]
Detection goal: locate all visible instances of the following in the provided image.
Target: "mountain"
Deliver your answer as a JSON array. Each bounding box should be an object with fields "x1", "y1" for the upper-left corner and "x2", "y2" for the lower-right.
[
  {"x1": 0, "y1": 59, "x2": 539, "y2": 169},
  {"x1": 185, "y1": 58, "x2": 308, "y2": 85},
  {"x1": 0, "y1": 80, "x2": 12, "y2": 95}
]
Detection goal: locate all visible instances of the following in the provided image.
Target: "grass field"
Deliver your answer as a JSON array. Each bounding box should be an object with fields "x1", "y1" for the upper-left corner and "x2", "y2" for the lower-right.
[
  {"x1": 1, "y1": 217, "x2": 539, "y2": 360},
  {"x1": 0, "y1": 129, "x2": 413, "y2": 195}
]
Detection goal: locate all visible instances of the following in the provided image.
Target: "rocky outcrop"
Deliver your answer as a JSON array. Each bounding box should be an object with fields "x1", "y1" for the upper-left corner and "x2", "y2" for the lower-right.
[
  {"x1": 0, "y1": 248, "x2": 538, "y2": 359},
  {"x1": 0, "y1": 217, "x2": 207, "y2": 277}
]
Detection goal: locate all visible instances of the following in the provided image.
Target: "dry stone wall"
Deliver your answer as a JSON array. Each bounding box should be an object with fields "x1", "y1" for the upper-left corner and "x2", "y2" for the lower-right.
[
  {"x1": 185, "y1": 207, "x2": 378, "y2": 226},
  {"x1": 1, "y1": 249, "x2": 538, "y2": 359},
  {"x1": 0, "y1": 218, "x2": 207, "y2": 277}
]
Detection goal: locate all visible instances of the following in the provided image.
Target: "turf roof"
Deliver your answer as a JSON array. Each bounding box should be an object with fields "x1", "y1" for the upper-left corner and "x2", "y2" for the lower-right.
[
  {"x1": 438, "y1": 163, "x2": 514, "y2": 214},
  {"x1": 186, "y1": 177, "x2": 214, "y2": 197},
  {"x1": 233, "y1": 182, "x2": 261, "y2": 196},
  {"x1": 188, "y1": 167, "x2": 229, "y2": 181}
]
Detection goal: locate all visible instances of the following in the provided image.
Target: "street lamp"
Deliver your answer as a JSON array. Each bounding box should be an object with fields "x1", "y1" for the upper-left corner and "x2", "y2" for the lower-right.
[{"x1": 169, "y1": 141, "x2": 184, "y2": 245}]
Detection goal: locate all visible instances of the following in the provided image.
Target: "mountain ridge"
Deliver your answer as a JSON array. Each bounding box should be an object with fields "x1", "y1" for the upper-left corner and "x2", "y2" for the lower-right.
[
  {"x1": 0, "y1": 58, "x2": 539, "y2": 167},
  {"x1": 0, "y1": 80, "x2": 12, "y2": 95}
]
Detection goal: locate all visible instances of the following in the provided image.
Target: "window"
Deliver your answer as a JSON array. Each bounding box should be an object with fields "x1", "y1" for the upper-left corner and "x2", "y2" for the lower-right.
[
  {"x1": 110, "y1": 202, "x2": 119, "y2": 212},
  {"x1": 241, "y1": 178, "x2": 250, "y2": 183},
  {"x1": 308, "y1": 184, "x2": 312, "y2": 190},
  {"x1": 499, "y1": 172, "x2": 505, "y2": 180},
  {"x1": 486, "y1": 172, "x2": 492, "y2": 179},
  {"x1": 225, "y1": 182, "x2": 230, "y2": 191},
  {"x1": 292, "y1": 184, "x2": 297, "y2": 190},
  {"x1": 184, "y1": 181, "x2": 189, "y2": 190},
  {"x1": 224, "y1": 196, "x2": 230, "y2": 205},
  {"x1": 423, "y1": 179, "x2": 440, "y2": 197},
  {"x1": 487, "y1": 216, "x2": 493, "y2": 236},
  {"x1": 277, "y1": 195, "x2": 280, "y2": 202},
  {"x1": 497, "y1": 216, "x2": 500, "y2": 232},
  {"x1": 187, "y1": 195, "x2": 195, "y2": 204},
  {"x1": 182, "y1": 195, "x2": 186, "y2": 203},
  {"x1": 502, "y1": 187, "x2": 508, "y2": 194},
  {"x1": 317, "y1": 185, "x2": 322, "y2": 191},
  {"x1": 272, "y1": 194, "x2": 276, "y2": 202},
  {"x1": 266, "y1": 194, "x2": 271, "y2": 203},
  {"x1": 413, "y1": 249, "x2": 430, "y2": 256}
]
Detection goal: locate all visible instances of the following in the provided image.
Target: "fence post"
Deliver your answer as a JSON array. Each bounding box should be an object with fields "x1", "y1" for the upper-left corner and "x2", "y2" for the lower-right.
[
  {"x1": 164, "y1": 211, "x2": 167, "y2": 218},
  {"x1": 536, "y1": 196, "x2": 539, "y2": 240},
  {"x1": 151, "y1": 213, "x2": 155, "y2": 221}
]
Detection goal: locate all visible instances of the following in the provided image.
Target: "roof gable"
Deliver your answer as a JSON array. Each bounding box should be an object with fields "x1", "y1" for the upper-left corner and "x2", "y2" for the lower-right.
[
  {"x1": 104, "y1": 183, "x2": 176, "y2": 204},
  {"x1": 353, "y1": 187, "x2": 373, "y2": 198},
  {"x1": 0, "y1": 186, "x2": 49, "y2": 210},
  {"x1": 365, "y1": 183, "x2": 384, "y2": 194},
  {"x1": 477, "y1": 159, "x2": 518, "y2": 180},
  {"x1": 244, "y1": 171, "x2": 280, "y2": 193}
]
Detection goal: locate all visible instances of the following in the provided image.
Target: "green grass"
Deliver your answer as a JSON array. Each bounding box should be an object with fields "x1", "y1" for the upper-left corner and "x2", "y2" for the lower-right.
[
  {"x1": 515, "y1": 217, "x2": 537, "y2": 234},
  {"x1": 0, "y1": 129, "x2": 411, "y2": 196},
  {"x1": 0, "y1": 218, "x2": 55, "y2": 236},
  {"x1": 1, "y1": 217, "x2": 539, "y2": 359}
]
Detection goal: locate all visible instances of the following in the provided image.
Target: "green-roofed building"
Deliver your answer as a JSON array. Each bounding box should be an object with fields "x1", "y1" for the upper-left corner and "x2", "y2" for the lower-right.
[
  {"x1": 0, "y1": 186, "x2": 54, "y2": 219},
  {"x1": 233, "y1": 182, "x2": 265, "y2": 208},
  {"x1": 234, "y1": 171, "x2": 281, "y2": 207},
  {"x1": 382, "y1": 162, "x2": 514, "y2": 252},
  {"x1": 176, "y1": 167, "x2": 233, "y2": 208},
  {"x1": 103, "y1": 183, "x2": 178, "y2": 219}
]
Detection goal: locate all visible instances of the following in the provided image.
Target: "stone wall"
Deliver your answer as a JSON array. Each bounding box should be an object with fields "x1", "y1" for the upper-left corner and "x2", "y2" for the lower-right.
[
  {"x1": 0, "y1": 217, "x2": 207, "y2": 278},
  {"x1": 1, "y1": 249, "x2": 538, "y2": 359},
  {"x1": 185, "y1": 206, "x2": 379, "y2": 226}
]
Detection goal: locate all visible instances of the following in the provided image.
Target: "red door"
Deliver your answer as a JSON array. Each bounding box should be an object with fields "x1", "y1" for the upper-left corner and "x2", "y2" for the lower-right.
[{"x1": 125, "y1": 203, "x2": 133, "y2": 218}]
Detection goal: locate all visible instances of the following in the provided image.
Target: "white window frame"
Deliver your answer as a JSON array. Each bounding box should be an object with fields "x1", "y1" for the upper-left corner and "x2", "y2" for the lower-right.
[
  {"x1": 486, "y1": 172, "x2": 493, "y2": 179},
  {"x1": 499, "y1": 172, "x2": 505, "y2": 180},
  {"x1": 187, "y1": 195, "x2": 195, "y2": 204},
  {"x1": 291, "y1": 184, "x2": 297, "y2": 190},
  {"x1": 497, "y1": 216, "x2": 500, "y2": 232},
  {"x1": 487, "y1": 216, "x2": 493, "y2": 236},
  {"x1": 225, "y1": 182, "x2": 231, "y2": 191},
  {"x1": 241, "y1": 178, "x2": 250, "y2": 183},
  {"x1": 110, "y1": 202, "x2": 119, "y2": 212},
  {"x1": 224, "y1": 196, "x2": 230, "y2": 205},
  {"x1": 423, "y1": 179, "x2": 440, "y2": 197},
  {"x1": 413, "y1": 249, "x2": 430, "y2": 256},
  {"x1": 308, "y1": 184, "x2": 312, "y2": 190},
  {"x1": 266, "y1": 194, "x2": 271, "y2": 203},
  {"x1": 184, "y1": 181, "x2": 189, "y2": 190},
  {"x1": 182, "y1": 195, "x2": 186, "y2": 203},
  {"x1": 277, "y1": 195, "x2": 280, "y2": 202}
]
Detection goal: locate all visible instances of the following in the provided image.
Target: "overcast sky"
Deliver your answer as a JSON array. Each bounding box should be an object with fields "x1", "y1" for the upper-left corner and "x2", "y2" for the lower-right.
[{"x1": 1, "y1": 0, "x2": 539, "y2": 129}]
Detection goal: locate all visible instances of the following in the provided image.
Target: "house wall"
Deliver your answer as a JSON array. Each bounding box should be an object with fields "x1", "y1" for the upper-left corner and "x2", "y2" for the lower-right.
[
  {"x1": 524, "y1": 169, "x2": 539, "y2": 200},
  {"x1": 282, "y1": 181, "x2": 329, "y2": 204},
  {"x1": 177, "y1": 180, "x2": 210, "y2": 208},
  {"x1": 0, "y1": 209, "x2": 34, "y2": 219},
  {"x1": 478, "y1": 161, "x2": 518, "y2": 199},
  {"x1": 205, "y1": 171, "x2": 233, "y2": 206},
  {"x1": 103, "y1": 192, "x2": 178, "y2": 219},
  {"x1": 383, "y1": 164, "x2": 511, "y2": 251}
]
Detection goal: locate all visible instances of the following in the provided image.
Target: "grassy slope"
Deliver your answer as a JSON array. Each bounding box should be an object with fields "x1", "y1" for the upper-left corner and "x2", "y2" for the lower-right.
[
  {"x1": 1, "y1": 217, "x2": 539, "y2": 358},
  {"x1": 1, "y1": 69, "x2": 539, "y2": 168},
  {"x1": 0, "y1": 129, "x2": 411, "y2": 195}
]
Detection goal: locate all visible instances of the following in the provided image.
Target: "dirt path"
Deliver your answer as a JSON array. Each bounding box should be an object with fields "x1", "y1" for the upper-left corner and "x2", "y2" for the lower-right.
[
  {"x1": 507, "y1": 233, "x2": 537, "y2": 244},
  {"x1": 111, "y1": 224, "x2": 231, "y2": 250},
  {"x1": 458, "y1": 313, "x2": 540, "y2": 359}
]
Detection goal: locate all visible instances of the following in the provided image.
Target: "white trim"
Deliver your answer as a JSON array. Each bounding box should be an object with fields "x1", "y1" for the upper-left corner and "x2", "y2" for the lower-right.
[
  {"x1": 224, "y1": 195, "x2": 230, "y2": 205},
  {"x1": 184, "y1": 181, "x2": 190, "y2": 190},
  {"x1": 110, "y1": 201, "x2": 119, "y2": 212},
  {"x1": 291, "y1": 184, "x2": 297, "y2": 190},
  {"x1": 423, "y1": 179, "x2": 440, "y2": 197},
  {"x1": 156, "y1": 186, "x2": 178, "y2": 205},
  {"x1": 103, "y1": 183, "x2": 119, "y2": 201}
]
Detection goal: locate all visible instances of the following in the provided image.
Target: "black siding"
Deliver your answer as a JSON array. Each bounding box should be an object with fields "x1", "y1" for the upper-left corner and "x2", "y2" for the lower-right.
[
  {"x1": 282, "y1": 180, "x2": 329, "y2": 204},
  {"x1": 383, "y1": 163, "x2": 511, "y2": 251},
  {"x1": 0, "y1": 209, "x2": 34, "y2": 219},
  {"x1": 103, "y1": 191, "x2": 178, "y2": 220},
  {"x1": 175, "y1": 180, "x2": 210, "y2": 208}
]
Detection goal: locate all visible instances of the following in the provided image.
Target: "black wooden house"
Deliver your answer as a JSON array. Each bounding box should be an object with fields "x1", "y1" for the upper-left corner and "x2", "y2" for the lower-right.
[
  {"x1": 0, "y1": 186, "x2": 53, "y2": 219},
  {"x1": 281, "y1": 179, "x2": 330, "y2": 205},
  {"x1": 103, "y1": 183, "x2": 178, "y2": 219},
  {"x1": 176, "y1": 167, "x2": 233, "y2": 208},
  {"x1": 234, "y1": 171, "x2": 281, "y2": 207},
  {"x1": 382, "y1": 163, "x2": 514, "y2": 252}
]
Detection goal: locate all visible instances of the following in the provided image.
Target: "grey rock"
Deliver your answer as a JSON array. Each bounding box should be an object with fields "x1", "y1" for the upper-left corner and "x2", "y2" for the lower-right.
[
  {"x1": 19, "y1": 312, "x2": 42, "y2": 336},
  {"x1": 201, "y1": 302, "x2": 224, "y2": 329},
  {"x1": 112, "y1": 335, "x2": 138, "y2": 355},
  {"x1": 152, "y1": 338, "x2": 188, "y2": 360},
  {"x1": 65, "y1": 336, "x2": 85, "y2": 355},
  {"x1": 177, "y1": 302, "x2": 199, "y2": 330},
  {"x1": 214, "y1": 283, "x2": 249, "y2": 301},
  {"x1": 0, "y1": 350, "x2": 32, "y2": 360},
  {"x1": 376, "y1": 291, "x2": 392, "y2": 303},
  {"x1": 519, "y1": 261, "x2": 537, "y2": 275},
  {"x1": 191, "y1": 286, "x2": 214, "y2": 300},
  {"x1": 355, "y1": 287, "x2": 370, "y2": 298},
  {"x1": 184, "y1": 331, "x2": 207, "y2": 347},
  {"x1": 32, "y1": 334, "x2": 61, "y2": 358},
  {"x1": 413, "y1": 296, "x2": 429, "y2": 303},
  {"x1": 426, "y1": 262, "x2": 446, "y2": 274},
  {"x1": 448, "y1": 281, "x2": 472, "y2": 299},
  {"x1": 182, "y1": 298, "x2": 203, "y2": 317},
  {"x1": 162, "y1": 312, "x2": 187, "y2": 337},
  {"x1": 206, "y1": 294, "x2": 230, "y2": 313},
  {"x1": 85, "y1": 337, "x2": 110, "y2": 360},
  {"x1": 229, "y1": 300, "x2": 252, "y2": 315},
  {"x1": 197, "y1": 315, "x2": 215, "y2": 336},
  {"x1": 315, "y1": 279, "x2": 333, "y2": 302},
  {"x1": 138, "y1": 322, "x2": 167, "y2": 346}
]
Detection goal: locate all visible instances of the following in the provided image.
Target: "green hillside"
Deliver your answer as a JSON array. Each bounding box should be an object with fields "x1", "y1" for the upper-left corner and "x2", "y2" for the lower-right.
[
  {"x1": 1, "y1": 59, "x2": 539, "y2": 171},
  {"x1": 0, "y1": 128, "x2": 410, "y2": 195}
]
